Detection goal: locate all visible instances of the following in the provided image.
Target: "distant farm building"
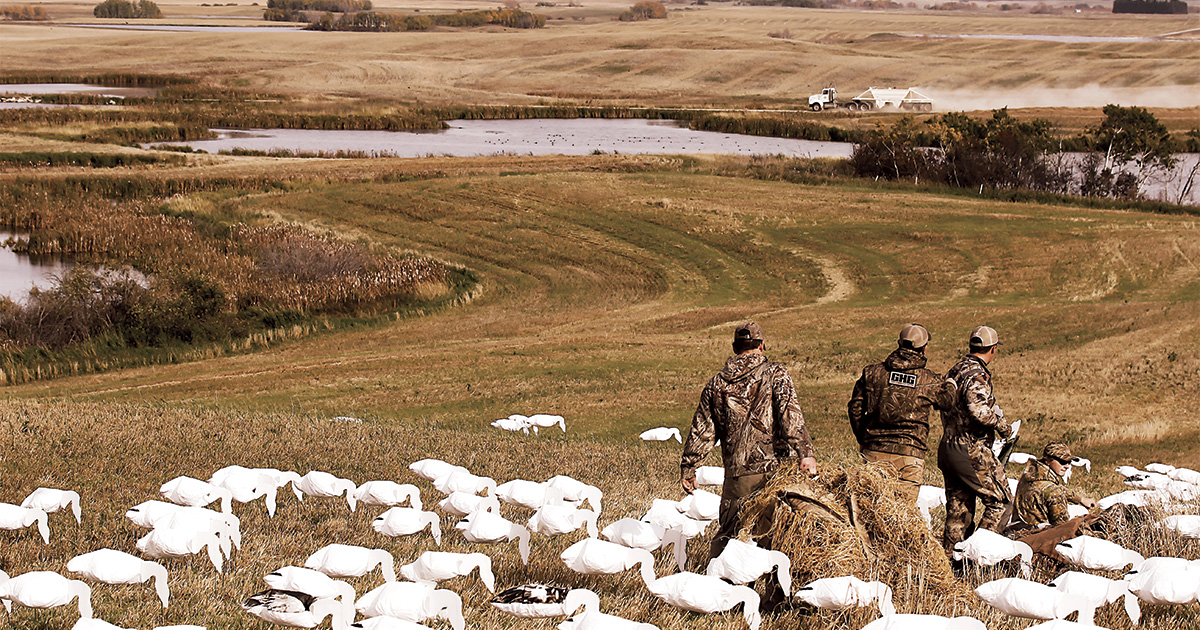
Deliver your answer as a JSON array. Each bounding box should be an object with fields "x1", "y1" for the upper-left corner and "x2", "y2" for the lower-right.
[{"x1": 1112, "y1": 0, "x2": 1188, "y2": 13}]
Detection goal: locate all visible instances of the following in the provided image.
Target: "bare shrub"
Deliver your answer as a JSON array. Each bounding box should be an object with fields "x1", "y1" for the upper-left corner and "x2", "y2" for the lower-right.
[
  {"x1": 767, "y1": 27, "x2": 792, "y2": 39},
  {"x1": 618, "y1": 0, "x2": 666, "y2": 20}
]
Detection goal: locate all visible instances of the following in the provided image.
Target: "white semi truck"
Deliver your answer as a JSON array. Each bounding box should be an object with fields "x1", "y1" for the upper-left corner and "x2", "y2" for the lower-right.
[{"x1": 808, "y1": 87, "x2": 934, "y2": 112}]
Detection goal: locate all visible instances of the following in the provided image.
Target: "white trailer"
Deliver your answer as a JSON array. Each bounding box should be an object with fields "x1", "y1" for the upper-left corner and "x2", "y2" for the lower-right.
[{"x1": 808, "y1": 87, "x2": 934, "y2": 112}]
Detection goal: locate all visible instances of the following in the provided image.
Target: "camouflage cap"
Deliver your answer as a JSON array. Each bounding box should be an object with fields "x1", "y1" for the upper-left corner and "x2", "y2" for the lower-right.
[
  {"x1": 734, "y1": 321, "x2": 764, "y2": 342},
  {"x1": 970, "y1": 325, "x2": 1002, "y2": 348},
  {"x1": 899, "y1": 323, "x2": 930, "y2": 349},
  {"x1": 1043, "y1": 442, "x2": 1074, "y2": 464}
]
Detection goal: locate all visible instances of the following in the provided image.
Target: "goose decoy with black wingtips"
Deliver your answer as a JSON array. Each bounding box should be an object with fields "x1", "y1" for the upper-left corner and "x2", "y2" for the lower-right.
[
  {"x1": 706, "y1": 539, "x2": 791, "y2": 596},
  {"x1": 22, "y1": 488, "x2": 81, "y2": 523},
  {"x1": 1054, "y1": 536, "x2": 1143, "y2": 572},
  {"x1": 67, "y1": 549, "x2": 170, "y2": 608},
  {"x1": 355, "y1": 582, "x2": 464, "y2": 630},
  {"x1": 438, "y1": 492, "x2": 500, "y2": 517},
  {"x1": 0, "y1": 503, "x2": 50, "y2": 544},
  {"x1": 491, "y1": 584, "x2": 596, "y2": 618},
  {"x1": 242, "y1": 589, "x2": 349, "y2": 630},
  {"x1": 295, "y1": 471, "x2": 358, "y2": 512},
  {"x1": 372, "y1": 507, "x2": 442, "y2": 545},
  {"x1": 0, "y1": 571, "x2": 92, "y2": 619},
  {"x1": 1050, "y1": 570, "x2": 1139, "y2": 625},
  {"x1": 795, "y1": 575, "x2": 894, "y2": 615},
  {"x1": 305, "y1": 544, "x2": 396, "y2": 583},
  {"x1": 354, "y1": 481, "x2": 422, "y2": 510},
  {"x1": 401, "y1": 551, "x2": 494, "y2": 592},
  {"x1": 645, "y1": 571, "x2": 761, "y2": 630},
  {"x1": 456, "y1": 511, "x2": 530, "y2": 564},
  {"x1": 600, "y1": 518, "x2": 687, "y2": 571},
  {"x1": 263, "y1": 567, "x2": 356, "y2": 623},
  {"x1": 160, "y1": 476, "x2": 233, "y2": 514}
]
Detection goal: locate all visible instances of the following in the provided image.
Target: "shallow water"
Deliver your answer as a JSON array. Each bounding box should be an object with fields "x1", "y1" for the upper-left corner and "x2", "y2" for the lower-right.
[
  {"x1": 0, "y1": 83, "x2": 157, "y2": 98},
  {"x1": 157, "y1": 119, "x2": 857, "y2": 159},
  {"x1": 61, "y1": 22, "x2": 306, "y2": 32},
  {"x1": 0, "y1": 232, "x2": 71, "y2": 305}
]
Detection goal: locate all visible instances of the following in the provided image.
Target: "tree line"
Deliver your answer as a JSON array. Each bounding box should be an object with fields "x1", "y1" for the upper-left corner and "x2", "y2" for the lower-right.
[{"x1": 304, "y1": 8, "x2": 546, "y2": 30}]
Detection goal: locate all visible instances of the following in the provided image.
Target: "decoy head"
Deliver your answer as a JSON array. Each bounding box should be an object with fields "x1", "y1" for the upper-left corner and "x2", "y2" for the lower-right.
[{"x1": 432, "y1": 589, "x2": 465, "y2": 630}]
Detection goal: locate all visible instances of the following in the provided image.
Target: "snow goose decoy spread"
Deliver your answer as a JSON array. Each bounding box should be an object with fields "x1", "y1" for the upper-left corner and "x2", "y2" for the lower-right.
[
  {"x1": 600, "y1": 517, "x2": 687, "y2": 571},
  {"x1": 242, "y1": 588, "x2": 349, "y2": 630},
  {"x1": 974, "y1": 577, "x2": 1096, "y2": 623},
  {"x1": 641, "y1": 499, "x2": 711, "y2": 539},
  {"x1": 136, "y1": 526, "x2": 225, "y2": 573},
  {"x1": 558, "y1": 591, "x2": 660, "y2": 629},
  {"x1": 1050, "y1": 570, "x2": 1140, "y2": 625},
  {"x1": 561, "y1": 538, "x2": 657, "y2": 586},
  {"x1": 206, "y1": 467, "x2": 280, "y2": 516},
  {"x1": 154, "y1": 507, "x2": 241, "y2": 555},
  {"x1": 408, "y1": 459, "x2": 465, "y2": 483},
  {"x1": 859, "y1": 614, "x2": 986, "y2": 629},
  {"x1": 694, "y1": 466, "x2": 725, "y2": 486},
  {"x1": 264, "y1": 566, "x2": 356, "y2": 622},
  {"x1": 952, "y1": 529, "x2": 1033, "y2": 577},
  {"x1": 1125, "y1": 556, "x2": 1200, "y2": 605},
  {"x1": 67, "y1": 549, "x2": 170, "y2": 607},
  {"x1": 354, "y1": 581, "x2": 464, "y2": 630},
  {"x1": 527, "y1": 413, "x2": 566, "y2": 433},
  {"x1": 1097, "y1": 490, "x2": 1157, "y2": 510},
  {"x1": 372, "y1": 507, "x2": 442, "y2": 545},
  {"x1": 1054, "y1": 536, "x2": 1144, "y2": 571},
  {"x1": 0, "y1": 503, "x2": 50, "y2": 544},
  {"x1": 1145, "y1": 462, "x2": 1176, "y2": 474},
  {"x1": 295, "y1": 471, "x2": 358, "y2": 512},
  {"x1": 529, "y1": 504, "x2": 599, "y2": 538},
  {"x1": 400, "y1": 551, "x2": 495, "y2": 592},
  {"x1": 21, "y1": 488, "x2": 82, "y2": 523},
  {"x1": 915, "y1": 485, "x2": 947, "y2": 528},
  {"x1": 646, "y1": 571, "x2": 761, "y2": 630},
  {"x1": 496, "y1": 479, "x2": 566, "y2": 510},
  {"x1": 639, "y1": 427, "x2": 681, "y2": 442},
  {"x1": 0, "y1": 571, "x2": 92, "y2": 619},
  {"x1": 546, "y1": 475, "x2": 603, "y2": 512},
  {"x1": 794, "y1": 575, "x2": 894, "y2": 615},
  {"x1": 492, "y1": 415, "x2": 532, "y2": 433},
  {"x1": 305, "y1": 544, "x2": 397, "y2": 583},
  {"x1": 433, "y1": 469, "x2": 497, "y2": 497},
  {"x1": 353, "y1": 481, "x2": 422, "y2": 510},
  {"x1": 1168, "y1": 467, "x2": 1200, "y2": 485},
  {"x1": 706, "y1": 539, "x2": 791, "y2": 596},
  {"x1": 491, "y1": 584, "x2": 596, "y2": 617},
  {"x1": 438, "y1": 492, "x2": 500, "y2": 517},
  {"x1": 676, "y1": 488, "x2": 720, "y2": 521},
  {"x1": 159, "y1": 476, "x2": 233, "y2": 514},
  {"x1": 1157, "y1": 514, "x2": 1200, "y2": 538},
  {"x1": 456, "y1": 510, "x2": 531, "y2": 564}
]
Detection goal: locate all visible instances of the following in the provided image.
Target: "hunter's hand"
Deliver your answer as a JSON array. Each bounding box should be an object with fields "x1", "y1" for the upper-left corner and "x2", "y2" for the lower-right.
[
  {"x1": 1081, "y1": 497, "x2": 1097, "y2": 509},
  {"x1": 800, "y1": 457, "x2": 818, "y2": 476},
  {"x1": 681, "y1": 476, "x2": 696, "y2": 495}
]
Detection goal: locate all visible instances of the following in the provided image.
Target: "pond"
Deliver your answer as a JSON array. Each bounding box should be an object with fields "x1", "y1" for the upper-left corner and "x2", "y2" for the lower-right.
[
  {"x1": 153, "y1": 119, "x2": 857, "y2": 159},
  {"x1": 60, "y1": 23, "x2": 307, "y2": 32},
  {"x1": 0, "y1": 83, "x2": 158, "y2": 98},
  {"x1": 0, "y1": 232, "x2": 71, "y2": 305}
]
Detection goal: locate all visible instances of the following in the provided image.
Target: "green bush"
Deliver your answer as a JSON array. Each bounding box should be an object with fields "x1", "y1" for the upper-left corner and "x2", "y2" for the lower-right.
[{"x1": 93, "y1": 0, "x2": 162, "y2": 18}]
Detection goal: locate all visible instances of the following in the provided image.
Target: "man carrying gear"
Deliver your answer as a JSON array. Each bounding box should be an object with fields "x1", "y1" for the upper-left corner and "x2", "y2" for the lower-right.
[
  {"x1": 1007, "y1": 442, "x2": 1097, "y2": 534},
  {"x1": 681, "y1": 321, "x2": 818, "y2": 562},
  {"x1": 938, "y1": 325, "x2": 1014, "y2": 555},
  {"x1": 848, "y1": 323, "x2": 956, "y2": 502}
]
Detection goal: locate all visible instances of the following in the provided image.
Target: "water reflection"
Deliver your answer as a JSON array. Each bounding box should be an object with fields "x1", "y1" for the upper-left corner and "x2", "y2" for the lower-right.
[{"x1": 0, "y1": 232, "x2": 71, "y2": 304}]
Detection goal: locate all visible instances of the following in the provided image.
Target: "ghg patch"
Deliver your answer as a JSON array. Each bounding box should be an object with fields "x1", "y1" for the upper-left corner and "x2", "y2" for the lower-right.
[{"x1": 888, "y1": 371, "x2": 918, "y2": 388}]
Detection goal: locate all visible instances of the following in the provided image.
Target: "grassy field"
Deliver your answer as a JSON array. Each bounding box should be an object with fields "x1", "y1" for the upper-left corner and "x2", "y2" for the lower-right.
[{"x1": 2, "y1": 154, "x2": 1200, "y2": 628}]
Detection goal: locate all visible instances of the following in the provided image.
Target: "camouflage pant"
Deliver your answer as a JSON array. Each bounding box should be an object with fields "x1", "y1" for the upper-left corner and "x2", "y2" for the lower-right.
[
  {"x1": 861, "y1": 449, "x2": 924, "y2": 503},
  {"x1": 710, "y1": 472, "x2": 769, "y2": 562},
  {"x1": 938, "y1": 439, "x2": 1012, "y2": 554}
]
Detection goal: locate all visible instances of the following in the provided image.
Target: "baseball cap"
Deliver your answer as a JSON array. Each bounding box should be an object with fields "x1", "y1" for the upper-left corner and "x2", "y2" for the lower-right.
[
  {"x1": 970, "y1": 325, "x2": 1002, "y2": 347},
  {"x1": 734, "y1": 321, "x2": 764, "y2": 342},
  {"x1": 1043, "y1": 442, "x2": 1074, "y2": 464},
  {"x1": 899, "y1": 324, "x2": 930, "y2": 349}
]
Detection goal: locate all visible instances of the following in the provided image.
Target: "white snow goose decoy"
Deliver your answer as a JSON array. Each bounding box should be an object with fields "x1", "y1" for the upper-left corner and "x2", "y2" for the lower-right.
[
  {"x1": 433, "y1": 469, "x2": 496, "y2": 497},
  {"x1": 353, "y1": 482, "x2": 422, "y2": 511},
  {"x1": 0, "y1": 571, "x2": 92, "y2": 619},
  {"x1": 529, "y1": 504, "x2": 599, "y2": 538},
  {"x1": 67, "y1": 549, "x2": 170, "y2": 607},
  {"x1": 639, "y1": 427, "x2": 681, "y2": 443},
  {"x1": 527, "y1": 413, "x2": 566, "y2": 433},
  {"x1": 1169, "y1": 467, "x2": 1200, "y2": 485},
  {"x1": 492, "y1": 415, "x2": 532, "y2": 433},
  {"x1": 1157, "y1": 514, "x2": 1200, "y2": 538},
  {"x1": 355, "y1": 581, "x2": 464, "y2": 630},
  {"x1": 400, "y1": 551, "x2": 495, "y2": 592},
  {"x1": 974, "y1": 577, "x2": 1096, "y2": 623},
  {"x1": 558, "y1": 590, "x2": 660, "y2": 629},
  {"x1": 560, "y1": 538, "x2": 657, "y2": 586},
  {"x1": 915, "y1": 486, "x2": 947, "y2": 528},
  {"x1": 646, "y1": 571, "x2": 761, "y2": 630},
  {"x1": 242, "y1": 589, "x2": 348, "y2": 630},
  {"x1": 952, "y1": 529, "x2": 1033, "y2": 577},
  {"x1": 153, "y1": 507, "x2": 241, "y2": 556},
  {"x1": 408, "y1": 459, "x2": 465, "y2": 483},
  {"x1": 676, "y1": 488, "x2": 720, "y2": 521},
  {"x1": 706, "y1": 539, "x2": 791, "y2": 596},
  {"x1": 1050, "y1": 570, "x2": 1140, "y2": 625},
  {"x1": 1125, "y1": 557, "x2": 1200, "y2": 605},
  {"x1": 438, "y1": 492, "x2": 500, "y2": 517},
  {"x1": 159, "y1": 476, "x2": 233, "y2": 514},
  {"x1": 136, "y1": 526, "x2": 225, "y2": 573},
  {"x1": 1008, "y1": 452, "x2": 1036, "y2": 465},
  {"x1": 372, "y1": 507, "x2": 442, "y2": 545},
  {"x1": 496, "y1": 479, "x2": 566, "y2": 510},
  {"x1": 795, "y1": 575, "x2": 894, "y2": 616},
  {"x1": 491, "y1": 584, "x2": 596, "y2": 618},
  {"x1": 264, "y1": 566, "x2": 356, "y2": 622},
  {"x1": 600, "y1": 517, "x2": 687, "y2": 571},
  {"x1": 546, "y1": 475, "x2": 603, "y2": 512},
  {"x1": 1054, "y1": 536, "x2": 1144, "y2": 572},
  {"x1": 1145, "y1": 462, "x2": 1176, "y2": 475},
  {"x1": 21, "y1": 488, "x2": 81, "y2": 523},
  {"x1": 305, "y1": 544, "x2": 396, "y2": 583},
  {"x1": 0, "y1": 503, "x2": 50, "y2": 544},
  {"x1": 295, "y1": 471, "x2": 358, "y2": 512},
  {"x1": 641, "y1": 499, "x2": 711, "y2": 539},
  {"x1": 456, "y1": 510, "x2": 530, "y2": 564},
  {"x1": 859, "y1": 614, "x2": 986, "y2": 629},
  {"x1": 694, "y1": 466, "x2": 725, "y2": 486},
  {"x1": 206, "y1": 466, "x2": 281, "y2": 517}
]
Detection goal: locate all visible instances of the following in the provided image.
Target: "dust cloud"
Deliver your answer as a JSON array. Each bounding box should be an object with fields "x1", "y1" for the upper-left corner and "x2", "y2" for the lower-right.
[{"x1": 928, "y1": 85, "x2": 1200, "y2": 111}]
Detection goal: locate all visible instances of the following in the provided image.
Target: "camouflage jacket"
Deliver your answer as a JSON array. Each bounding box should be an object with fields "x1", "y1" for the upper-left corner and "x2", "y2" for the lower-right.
[
  {"x1": 848, "y1": 348, "x2": 956, "y2": 458},
  {"x1": 681, "y1": 353, "x2": 816, "y2": 480},
  {"x1": 1013, "y1": 459, "x2": 1087, "y2": 527},
  {"x1": 940, "y1": 355, "x2": 1011, "y2": 448}
]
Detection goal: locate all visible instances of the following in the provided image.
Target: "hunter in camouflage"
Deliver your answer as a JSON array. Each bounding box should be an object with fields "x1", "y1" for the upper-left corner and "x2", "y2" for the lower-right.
[
  {"x1": 1009, "y1": 442, "x2": 1096, "y2": 533},
  {"x1": 848, "y1": 323, "x2": 956, "y2": 501},
  {"x1": 681, "y1": 321, "x2": 817, "y2": 563},
  {"x1": 938, "y1": 325, "x2": 1013, "y2": 555}
]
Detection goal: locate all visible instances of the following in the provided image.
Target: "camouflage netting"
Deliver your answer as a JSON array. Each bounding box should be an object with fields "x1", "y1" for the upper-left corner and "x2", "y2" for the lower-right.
[{"x1": 739, "y1": 461, "x2": 975, "y2": 609}]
